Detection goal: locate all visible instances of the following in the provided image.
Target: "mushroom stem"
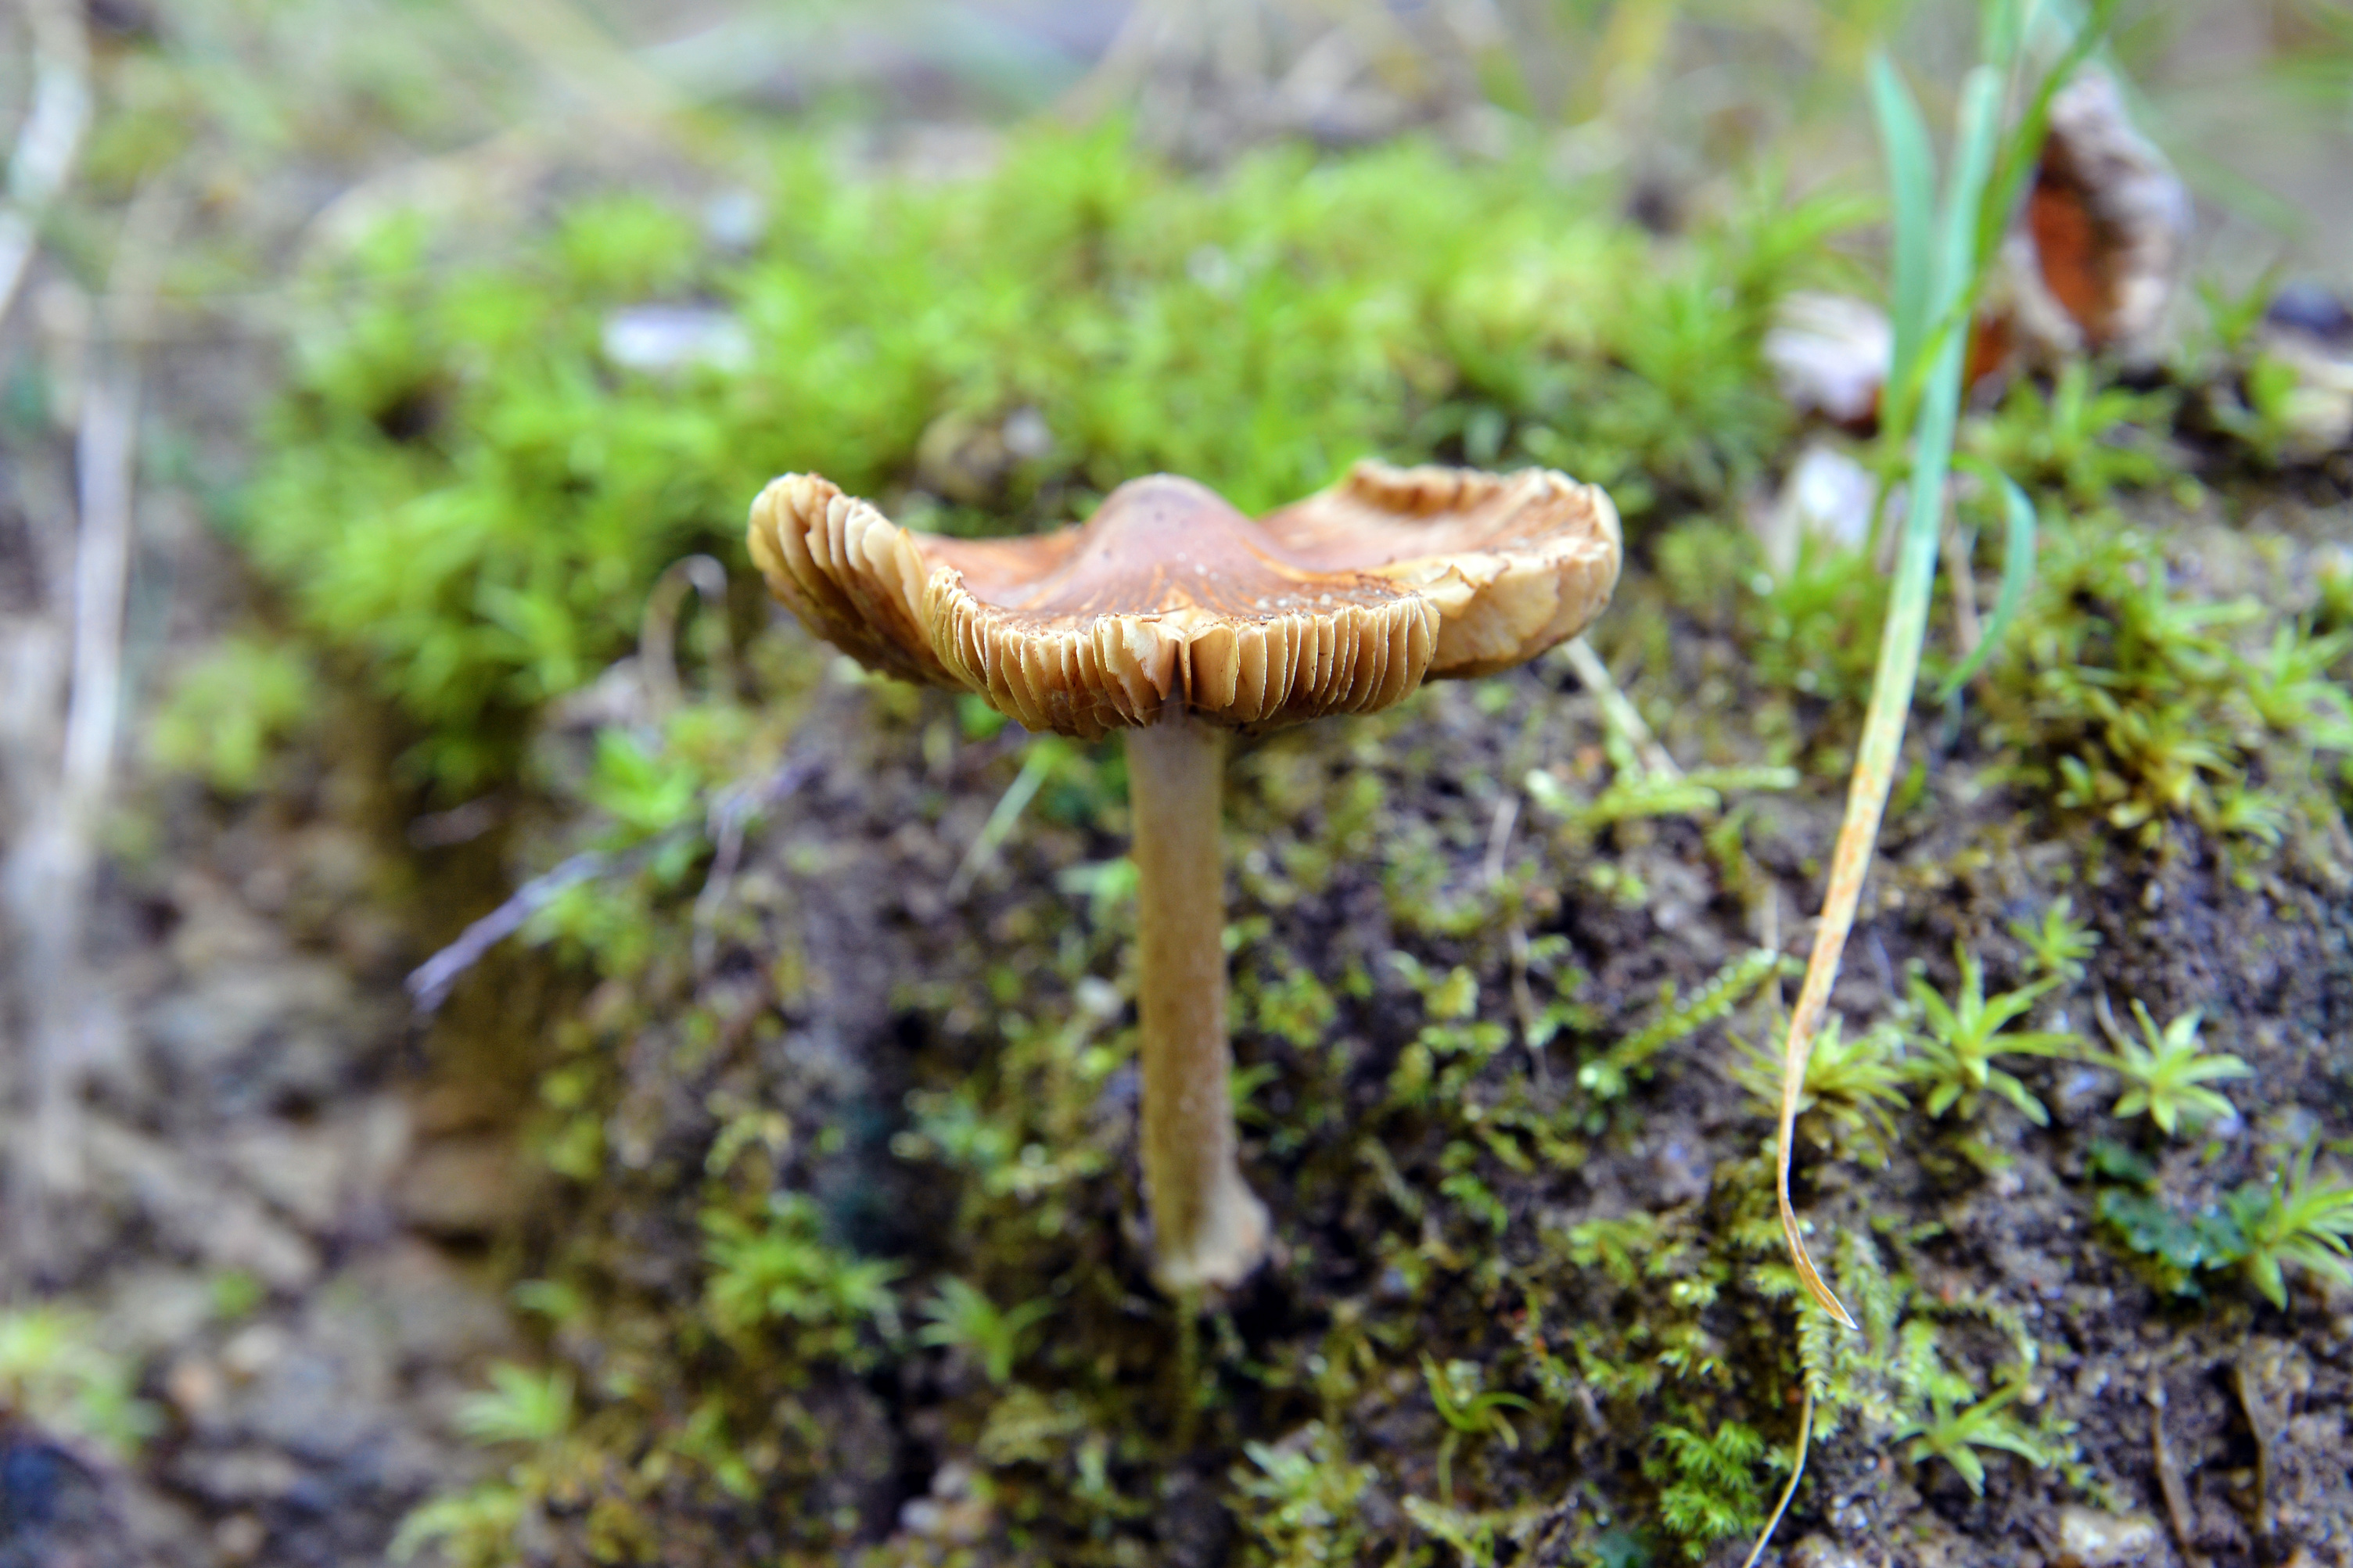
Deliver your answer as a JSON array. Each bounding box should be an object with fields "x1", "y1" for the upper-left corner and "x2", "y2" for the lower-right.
[{"x1": 1126, "y1": 705, "x2": 1268, "y2": 1293}]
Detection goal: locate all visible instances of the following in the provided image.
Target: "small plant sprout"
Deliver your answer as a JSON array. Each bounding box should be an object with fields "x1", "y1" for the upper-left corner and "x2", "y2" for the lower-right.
[
  {"x1": 701, "y1": 1193, "x2": 904, "y2": 1366},
  {"x1": 1904, "y1": 946, "x2": 2078, "y2": 1124},
  {"x1": 1421, "y1": 1356, "x2": 1533, "y2": 1502},
  {"x1": 915, "y1": 1278, "x2": 1056, "y2": 1387},
  {"x1": 1733, "y1": 1016, "x2": 1909, "y2": 1164},
  {"x1": 2089, "y1": 1000, "x2": 2251, "y2": 1136},
  {"x1": 1233, "y1": 1423, "x2": 1374, "y2": 1566},
  {"x1": 2240, "y1": 624, "x2": 2353, "y2": 750},
  {"x1": 2226, "y1": 1143, "x2": 2353, "y2": 1309},
  {"x1": 1894, "y1": 1382, "x2": 2054, "y2": 1495},
  {"x1": 1969, "y1": 361, "x2": 2174, "y2": 505},
  {"x1": 750, "y1": 462, "x2": 1618, "y2": 1291},
  {"x1": 2006, "y1": 895, "x2": 2100, "y2": 984},
  {"x1": 454, "y1": 1364, "x2": 575, "y2": 1446}
]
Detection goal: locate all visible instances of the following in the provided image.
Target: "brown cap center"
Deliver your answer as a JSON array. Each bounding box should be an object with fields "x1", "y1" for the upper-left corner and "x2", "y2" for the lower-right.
[{"x1": 947, "y1": 475, "x2": 1399, "y2": 626}]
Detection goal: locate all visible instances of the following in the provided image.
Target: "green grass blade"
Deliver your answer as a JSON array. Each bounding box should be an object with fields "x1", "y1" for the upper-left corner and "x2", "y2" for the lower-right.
[
  {"x1": 1870, "y1": 53, "x2": 1935, "y2": 428},
  {"x1": 1974, "y1": 0, "x2": 2124, "y2": 280},
  {"x1": 1980, "y1": 0, "x2": 2026, "y2": 79},
  {"x1": 947, "y1": 737, "x2": 1060, "y2": 900},
  {"x1": 1937, "y1": 459, "x2": 2036, "y2": 698},
  {"x1": 1941, "y1": 71, "x2": 2008, "y2": 307}
]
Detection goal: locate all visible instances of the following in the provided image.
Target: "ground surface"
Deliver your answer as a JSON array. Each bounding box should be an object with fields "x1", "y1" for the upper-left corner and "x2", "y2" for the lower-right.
[{"x1": 2, "y1": 3, "x2": 2352, "y2": 1566}]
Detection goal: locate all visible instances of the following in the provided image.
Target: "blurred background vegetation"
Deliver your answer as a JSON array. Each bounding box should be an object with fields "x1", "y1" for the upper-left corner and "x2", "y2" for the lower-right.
[{"x1": 5, "y1": 0, "x2": 2348, "y2": 784}]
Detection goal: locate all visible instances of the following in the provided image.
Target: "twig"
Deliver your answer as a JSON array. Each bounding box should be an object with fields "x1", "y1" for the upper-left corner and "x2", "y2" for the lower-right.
[
  {"x1": 63, "y1": 194, "x2": 180, "y2": 807},
  {"x1": 452, "y1": 0, "x2": 688, "y2": 137},
  {"x1": 59, "y1": 180, "x2": 183, "y2": 830},
  {"x1": 692, "y1": 755, "x2": 820, "y2": 971},
  {"x1": 1480, "y1": 791, "x2": 1519, "y2": 887},
  {"x1": 639, "y1": 554, "x2": 733, "y2": 716},
  {"x1": 299, "y1": 122, "x2": 552, "y2": 263},
  {"x1": 4, "y1": 179, "x2": 181, "y2": 1254},
  {"x1": 1484, "y1": 792, "x2": 1546, "y2": 1086},
  {"x1": 1943, "y1": 519, "x2": 1982, "y2": 660},
  {"x1": 2146, "y1": 1377, "x2": 2203, "y2": 1568},
  {"x1": 410, "y1": 752, "x2": 821, "y2": 1013},
  {"x1": 947, "y1": 739, "x2": 1056, "y2": 902},
  {"x1": 407, "y1": 795, "x2": 504, "y2": 849},
  {"x1": 2233, "y1": 1354, "x2": 2281, "y2": 1543},
  {"x1": 1559, "y1": 637, "x2": 1679, "y2": 780},
  {"x1": 1507, "y1": 920, "x2": 1541, "y2": 1086},
  {"x1": 1059, "y1": 0, "x2": 1228, "y2": 125},
  {"x1": 406, "y1": 849, "x2": 609, "y2": 1016},
  {"x1": 0, "y1": 0, "x2": 91, "y2": 334},
  {"x1": 301, "y1": 0, "x2": 714, "y2": 266}
]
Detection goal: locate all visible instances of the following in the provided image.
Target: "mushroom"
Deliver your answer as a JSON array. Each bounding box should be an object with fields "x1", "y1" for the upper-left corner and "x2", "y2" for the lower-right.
[{"x1": 747, "y1": 460, "x2": 1620, "y2": 1291}]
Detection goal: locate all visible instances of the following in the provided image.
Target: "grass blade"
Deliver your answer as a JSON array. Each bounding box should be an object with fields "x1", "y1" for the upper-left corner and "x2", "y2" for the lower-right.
[
  {"x1": 1974, "y1": 0, "x2": 2124, "y2": 280},
  {"x1": 1741, "y1": 1388, "x2": 1814, "y2": 1568},
  {"x1": 947, "y1": 737, "x2": 1060, "y2": 901},
  {"x1": 1773, "y1": 63, "x2": 2006, "y2": 1330},
  {"x1": 1979, "y1": 0, "x2": 2025, "y2": 73},
  {"x1": 1870, "y1": 54, "x2": 1934, "y2": 432},
  {"x1": 1937, "y1": 459, "x2": 2037, "y2": 698}
]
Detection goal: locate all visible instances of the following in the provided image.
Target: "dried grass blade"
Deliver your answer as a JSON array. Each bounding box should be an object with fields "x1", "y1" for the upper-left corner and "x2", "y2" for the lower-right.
[{"x1": 1775, "y1": 63, "x2": 2006, "y2": 1329}]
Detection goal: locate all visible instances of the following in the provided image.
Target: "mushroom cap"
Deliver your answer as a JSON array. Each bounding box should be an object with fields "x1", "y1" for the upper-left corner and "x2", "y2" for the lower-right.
[{"x1": 747, "y1": 460, "x2": 1620, "y2": 739}]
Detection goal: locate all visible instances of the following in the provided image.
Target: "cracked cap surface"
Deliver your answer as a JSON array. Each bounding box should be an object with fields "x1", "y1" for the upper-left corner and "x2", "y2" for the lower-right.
[{"x1": 747, "y1": 460, "x2": 1621, "y2": 739}]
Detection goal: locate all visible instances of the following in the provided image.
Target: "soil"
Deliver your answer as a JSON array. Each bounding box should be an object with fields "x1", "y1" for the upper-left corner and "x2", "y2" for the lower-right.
[{"x1": 373, "y1": 556, "x2": 2353, "y2": 1563}]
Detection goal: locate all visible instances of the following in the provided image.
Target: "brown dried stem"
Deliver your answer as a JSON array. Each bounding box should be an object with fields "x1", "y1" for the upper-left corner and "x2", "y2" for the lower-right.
[
  {"x1": 5, "y1": 178, "x2": 181, "y2": 1255},
  {"x1": 0, "y1": 0, "x2": 89, "y2": 332}
]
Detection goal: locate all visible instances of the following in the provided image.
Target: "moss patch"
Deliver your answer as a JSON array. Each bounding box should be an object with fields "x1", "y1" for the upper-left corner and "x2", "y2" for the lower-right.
[{"x1": 224, "y1": 124, "x2": 2353, "y2": 1568}]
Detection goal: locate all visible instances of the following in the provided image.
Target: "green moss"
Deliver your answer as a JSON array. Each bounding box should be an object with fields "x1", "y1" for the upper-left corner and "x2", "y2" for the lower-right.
[
  {"x1": 0, "y1": 1307, "x2": 159, "y2": 1459},
  {"x1": 1577, "y1": 948, "x2": 1790, "y2": 1103},
  {"x1": 294, "y1": 81, "x2": 2353, "y2": 1568},
  {"x1": 1744, "y1": 536, "x2": 1893, "y2": 710},
  {"x1": 1232, "y1": 1423, "x2": 1376, "y2": 1566},
  {"x1": 245, "y1": 127, "x2": 1855, "y2": 790},
  {"x1": 1976, "y1": 510, "x2": 2353, "y2": 848},
  {"x1": 402, "y1": 493, "x2": 2332, "y2": 1556},
  {"x1": 702, "y1": 1193, "x2": 907, "y2": 1369},
  {"x1": 149, "y1": 634, "x2": 318, "y2": 795},
  {"x1": 1967, "y1": 364, "x2": 2177, "y2": 506},
  {"x1": 454, "y1": 1364, "x2": 576, "y2": 1446},
  {"x1": 1645, "y1": 1422, "x2": 1768, "y2": 1560}
]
